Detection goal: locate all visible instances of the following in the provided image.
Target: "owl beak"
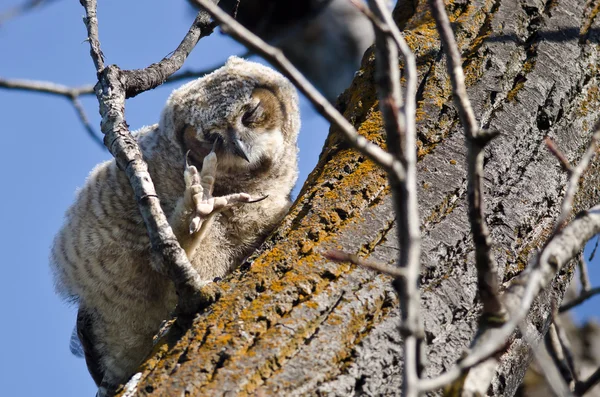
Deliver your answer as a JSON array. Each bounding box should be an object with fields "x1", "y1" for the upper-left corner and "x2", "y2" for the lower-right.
[{"x1": 230, "y1": 136, "x2": 251, "y2": 163}]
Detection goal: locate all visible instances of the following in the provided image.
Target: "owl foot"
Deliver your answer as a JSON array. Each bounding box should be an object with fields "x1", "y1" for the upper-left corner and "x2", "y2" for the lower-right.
[{"x1": 184, "y1": 151, "x2": 267, "y2": 234}]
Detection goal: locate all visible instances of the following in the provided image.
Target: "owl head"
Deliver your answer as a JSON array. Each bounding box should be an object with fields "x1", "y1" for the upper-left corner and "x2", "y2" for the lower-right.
[{"x1": 160, "y1": 57, "x2": 300, "y2": 173}]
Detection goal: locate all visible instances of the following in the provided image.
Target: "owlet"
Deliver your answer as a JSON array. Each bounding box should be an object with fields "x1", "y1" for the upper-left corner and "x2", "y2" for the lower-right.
[{"x1": 50, "y1": 57, "x2": 300, "y2": 395}]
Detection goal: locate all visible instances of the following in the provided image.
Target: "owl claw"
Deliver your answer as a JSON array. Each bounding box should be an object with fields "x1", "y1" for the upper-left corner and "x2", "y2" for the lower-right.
[{"x1": 183, "y1": 152, "x2": 264, "y2": 235}]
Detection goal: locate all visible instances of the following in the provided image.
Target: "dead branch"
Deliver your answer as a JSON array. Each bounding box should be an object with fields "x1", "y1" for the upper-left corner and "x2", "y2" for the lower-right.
[
  {"x1": 576, "y1": 367, "x2": 600, "y2": 396},
  {"x1": 560, "y1": 286, "x2": 600, "y2": 312},
  {"x1": 429, "y1": 0, "x2": 503, "y2": 320},
  {"x1": 0, "y1": 77, "x2": 102, "y2": 147},
  {"x1": 190, "y1": 0, "x2": 399, "y2": 173},
  {"x1": 548, "y1": 125, "x2": 600, "y2": 232},
  {"x1": 545, "y1": 322, "x2": 576, "y2": 389},
  {"x1": 366, "y1": 1, "x2": 423, "y2": 396},
  {"x1": 518, "y1": 322, "x2": 573, "y2": 397},
  {"x1": 79, "y1": 0, "x2": 221, "y2": 317},
  {"x1": 0, "y1": 0, "x2": 58, "y2": 27}
]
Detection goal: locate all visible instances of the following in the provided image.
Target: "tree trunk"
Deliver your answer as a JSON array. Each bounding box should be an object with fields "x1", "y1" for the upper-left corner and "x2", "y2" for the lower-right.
[{"x1": 116, "y1": 0, "x2": 600, "y2": 395}]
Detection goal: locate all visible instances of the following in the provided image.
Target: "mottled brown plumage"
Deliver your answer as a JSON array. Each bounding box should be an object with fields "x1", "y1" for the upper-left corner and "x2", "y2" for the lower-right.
[{"x1": 50, "y1": 57, "x2": 300, "y2": 395}]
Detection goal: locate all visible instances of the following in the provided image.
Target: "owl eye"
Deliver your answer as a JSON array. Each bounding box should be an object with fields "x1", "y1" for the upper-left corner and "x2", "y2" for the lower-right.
[{"x1": 242, "y1": 102, "x2": 261, "y2": 126}]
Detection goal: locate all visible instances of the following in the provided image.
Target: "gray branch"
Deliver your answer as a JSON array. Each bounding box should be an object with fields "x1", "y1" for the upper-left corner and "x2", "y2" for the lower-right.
[
  {"x1": 0, "y1": 77, "x2": 103, "y2": 147},
  {"x1": 429, "y1": 0, "x2": 503, "y2": 320},
  {"x1": 420, "y1": 203, "x2": 600, "y2": 391},
  {"x1": 79, "y1": 0, "x2": 220, "y2": 317},
  {"x1": 366, "y1": 1, "x2": 423, "y2": 396},
  {"x1": 190, "y1": 0, "x2": 398, "y2": 173}
]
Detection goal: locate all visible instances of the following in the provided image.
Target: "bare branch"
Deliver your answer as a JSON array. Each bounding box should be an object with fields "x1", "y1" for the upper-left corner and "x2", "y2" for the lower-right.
[
  {"x1": 0, "y1": 77, "x2": 103, "y2": 148},
  {"x1": 578, "y1": 253, "x2": 592, "y2": 291},
  {"x1": 545, "y1": 322, "x2": 576, "y2": 389},
  {"x1": 79, "y1": 0, "x2": 220, "y2": 316},
  {"x1": 551, "y1": 125, "x2": 600, "y2": 231},
  {"x1": 190, "y1": 0, "x2": 399, "y2": 173},
  {"x1": 559, "y1": 286, "x2": 600, "y2": 312},
  {"x1": 323, "y1": 249, "x2": 406, "y2": 278},
  {"x1": 365, "y1": 1, "x2": 423, "y2": 395},
  {"x1": 0, "y1": 77, "x2": 94, "y2": 97},
  {"x1": 532, "y1": 329, "x2": 574, "y2": 397},
  {"x1": 70, "y1": 96, "x2": 104, "y2": 148},
  {"x1": 121, "y1": 7, "x2": 218, "y2": 98},
  {"x1": 80, "y1": 0, "x2": 104, "y2": 71},
  {"x1": 545, "y1": 136, "x2": 573, "y2": 172},
  {"x1": 420, "y1": 203, "x2": 600, "y2": 391},
  {"x1": 428, "y1": 0, "x2": 504, "y2": 320},
  {"x1": 588, "y1": 235, "x2": 599, "y2": 262},
  {"x1": 0, "y1": 0, "x2": 58, "y2": 27},
  {"x1": 576, "y1": 367, "x2": 600, "y2": 396},
  {"x1": 554, "y1": 317, "x2": 578, "y2": 383}
]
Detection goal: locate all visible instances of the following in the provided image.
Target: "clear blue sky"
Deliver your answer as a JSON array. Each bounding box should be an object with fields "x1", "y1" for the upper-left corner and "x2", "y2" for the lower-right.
[{"x1": 0, "y1": 1, "x2": 598, "y2": 397}]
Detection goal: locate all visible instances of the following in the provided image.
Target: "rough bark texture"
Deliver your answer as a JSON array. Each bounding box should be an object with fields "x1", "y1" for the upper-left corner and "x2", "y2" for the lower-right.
[{"x1": 116, "y1": 0, "x2": 600, "y2": 395}]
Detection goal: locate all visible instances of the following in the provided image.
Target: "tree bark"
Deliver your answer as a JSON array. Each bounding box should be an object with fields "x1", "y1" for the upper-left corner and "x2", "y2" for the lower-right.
[{"x1": 116, "y1": 0, "x2": 600, "y2": 395}]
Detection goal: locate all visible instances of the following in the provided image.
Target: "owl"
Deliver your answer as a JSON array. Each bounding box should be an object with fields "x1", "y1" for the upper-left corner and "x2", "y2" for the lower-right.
[{"x1": 50, "y1": 57, "x2": 300, "y2": 395}]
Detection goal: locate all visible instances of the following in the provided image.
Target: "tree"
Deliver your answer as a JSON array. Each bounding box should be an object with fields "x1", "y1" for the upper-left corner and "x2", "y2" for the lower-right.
[
  {"x1": 3, "y1": 0, "x2": 600, "y2": 395},
  {"x1": 110, "y1": 0, "x2": 600, "y2": 395}
]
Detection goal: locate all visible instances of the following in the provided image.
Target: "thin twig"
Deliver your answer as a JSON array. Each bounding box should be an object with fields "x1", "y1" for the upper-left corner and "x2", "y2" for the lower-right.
[
  {"x1": 588, "y1": 235, "x2": 599, "y2": 262},
  {"x1": 545, "y1": 136, "x2": 573, "y2": 172},
  {"x1": 190, "y1": 0, "x2": 399, "y2": 173},
  {"x1": 0, "y1": 0, "x2": 58, "y2": 27},
  {"x1": 559, "y1": 286, "x2": 600, "y2": 312},
  {"x1": 551, "y1": 125, "x2": 600, "y2": 232},
  {"x1": 0, "y1": 65, "x2": 224, "y2": 99},
  {"x1": 80, "y1": 0, "x2": 104, "y2": 72},
  {"x1": 366, "y1": 1, "x2": 423, "y2": 395},
  {"x1": 0, "y1": 77, "x2": 103, "y2": 148},
  {"x1": 554, "y1": 316, "x2": 578, "y2": 383},
  {"x1": 79, "y1": 0, "x2": 220, "y2": 316},
  {"x1": 0, "y1": 78, "x2": 94, "y2": 97},
  {"x1": 70, "y1": 96, "x2": 104, "y2": 148},
  {"x1": 428, "y1": 0, "x2": 504, "y2": 320},
  {"x1": 576, "y1": 367, "x2": 600, "y2": 396},
  {"x1": 545, "y1": 322, "x2": 575, "y2": 388},
  {"x1": 419, "y1": 203, "x2": 600, "y2": 391},
  {"x1": 527, "y1": 323, "x2": 574, "y2": 397},
  {"x1": 579, "y1": 253, "x2": 592, "y2": 291},
  {"x1": 323, "y1": 250, "x2": 406, "y2": 278}
]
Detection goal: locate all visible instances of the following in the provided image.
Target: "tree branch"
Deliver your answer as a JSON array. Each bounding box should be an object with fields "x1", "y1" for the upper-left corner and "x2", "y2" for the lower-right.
[
  {"x1": 576, "y1": 366, "x2": 600, "y2": 396},
  {"x1": 420, "y1": 203, "x2": 600, "y2": 391},
  {"x1": 79, "y1": 0, "x2": 220, "y2": 317},
  {"x1": 366, "y1": 1, "x2": 423, "y2": 396},
  {"x1": 559, "y1": 286, "x2": 600, "y2": 312},
  {"x1": 429, "y1": 0, "x2": 503, "y2": 320},
  {"x1": 121, "y1": 6, "x2": 218, "y2": 98},
  {"x1": 0, "y1": 0, "x2": 58, "y2": 27},
  {"x1": 0, "y1": 77, "x2": 103, "y2": 147},
  {"x1": 190, "y1": 0, "x2": 399, "y2": 173},
  {"x1": 547, "y1": 125, "x2": 600, "y2": 232}
]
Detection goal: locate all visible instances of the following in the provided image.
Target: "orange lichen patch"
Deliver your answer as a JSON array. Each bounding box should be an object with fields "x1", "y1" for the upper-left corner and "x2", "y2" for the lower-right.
[
  {"x1": 116, "y1": 1, "x2": 536, "y2": 393},
  {"x1": 120, "y1": 139, "x2": 391, "y2": 395},
  {"x1": 507, "y1": 78, "x2": 526, "y2": 102},
  {"x1": 422, "y1": 188, "x2": 461, "y2": 228},
  {"x1": 580, "y1": 0, "x2": 600, "y2": 40},
  {"x1": 577, "y1": 85, "x2": 600, "y2": 117}
]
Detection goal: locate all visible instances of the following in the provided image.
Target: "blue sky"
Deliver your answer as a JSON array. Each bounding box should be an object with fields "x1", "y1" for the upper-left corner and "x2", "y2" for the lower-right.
[{"x1": 0, "y1": 1, "x2": 598, "y2": 397}]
